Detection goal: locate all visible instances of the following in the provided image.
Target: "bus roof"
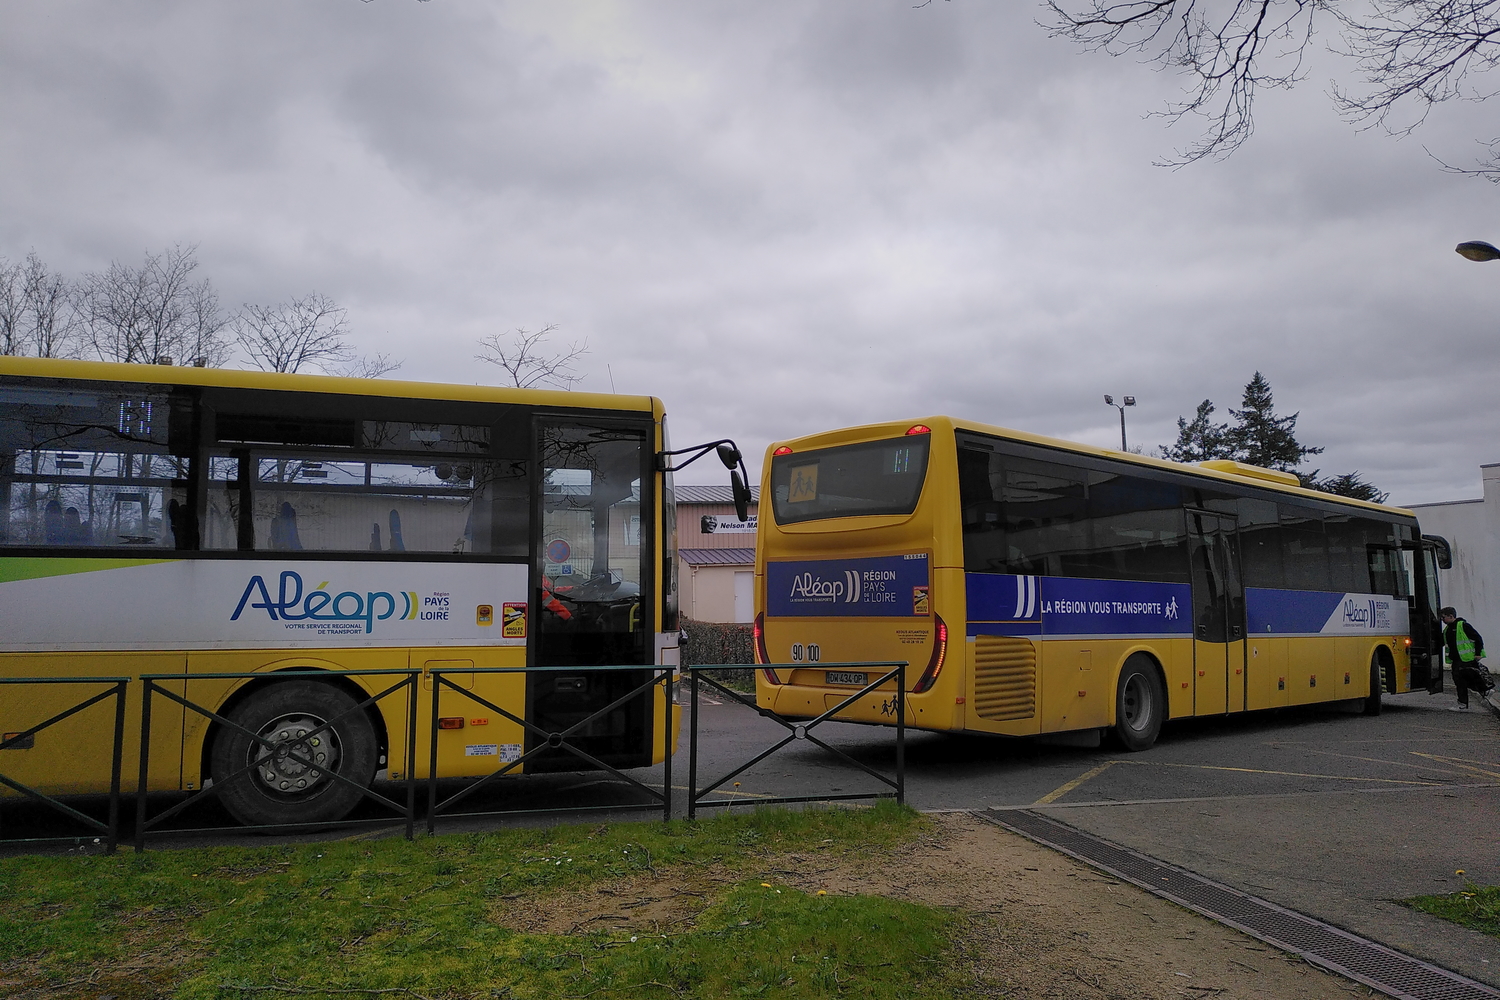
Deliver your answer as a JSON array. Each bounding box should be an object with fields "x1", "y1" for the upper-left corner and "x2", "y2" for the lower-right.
[
  {"x1": 768, "y1": 415, "x2": 1416, "y2": 519},
  {"x1": 0, "y1": 356, "x2": 664, "y2": 418}
]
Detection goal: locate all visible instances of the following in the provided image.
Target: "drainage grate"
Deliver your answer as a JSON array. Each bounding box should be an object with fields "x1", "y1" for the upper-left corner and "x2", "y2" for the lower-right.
[{"x1": 982, "y1": 808, "x2": 1500, "y2": 1000}]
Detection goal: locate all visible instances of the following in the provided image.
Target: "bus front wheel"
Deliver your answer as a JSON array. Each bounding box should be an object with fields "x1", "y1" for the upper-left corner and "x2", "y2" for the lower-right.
[
  {"x1": 1113, "y1": 656, "x2": 1164, "y2": 752},
  {"x1": 210, "y1": 681, "x2": 379, "y2": 828},
  {"x1": 1363, "y1": 652, "x2": 1385, "y2": 717}
]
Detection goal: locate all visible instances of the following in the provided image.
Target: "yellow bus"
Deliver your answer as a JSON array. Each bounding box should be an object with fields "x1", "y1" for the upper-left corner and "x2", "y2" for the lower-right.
[
  {"x1": 0, "y1": 356, "x2": 724, "y2": 827},
  {"x1": 753, "y1": 417, "x2": 1444, "y2": 750}
]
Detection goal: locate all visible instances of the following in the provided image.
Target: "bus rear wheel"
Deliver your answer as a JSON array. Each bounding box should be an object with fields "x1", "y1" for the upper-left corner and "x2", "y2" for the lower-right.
[
  {"x1": 1113, "y1": 655, "x2": 1164, "y2": 752},
  {"x1": 210, "y1": 681, "x2": 378, "y2": 828}
]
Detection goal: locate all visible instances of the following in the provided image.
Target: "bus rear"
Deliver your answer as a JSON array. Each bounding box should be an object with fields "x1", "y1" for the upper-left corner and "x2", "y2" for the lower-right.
[{"x1": 754, "y1": 420, "x2": 964, "y2": 732}]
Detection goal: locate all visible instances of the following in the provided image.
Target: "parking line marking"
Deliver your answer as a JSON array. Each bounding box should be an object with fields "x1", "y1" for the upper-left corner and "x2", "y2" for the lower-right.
[
  {"x1": 1034, "y1": 760, "x2": 1118, "y2": 805},
  {"x1": 989, "y1": 780, "x2": 1500, "y2": 811},
  {"x1": 1410, "y1": 752, "x2": 1500, "y2": 781},
  {"x1": 1288, "y1": 746, "x2": 1457, "y2": 777},
  {"x1": 1114, "y1": 760, "x2": 1442, "y2": 785}
]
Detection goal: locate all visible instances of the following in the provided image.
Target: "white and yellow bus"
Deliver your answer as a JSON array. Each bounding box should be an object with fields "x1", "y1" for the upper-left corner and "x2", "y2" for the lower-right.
[
  {"x1": 754, "y1": 417, "x2": 1444, "y2": 750},
  {"x1": 0, "y1": 356, "x2": 712, "y2": 826}
]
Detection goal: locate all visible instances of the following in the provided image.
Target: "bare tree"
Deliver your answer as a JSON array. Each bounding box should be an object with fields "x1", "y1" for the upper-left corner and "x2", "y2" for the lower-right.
[
  {"x1": 75, "y1": 244, "x2": 233, "y2": 365},
  {"x1": 0, "y1": 258, "x2": 20, "y2": 356},
  {"x1": 235, "y1": 293, "x2": 350, "y2": 373},
  {"x1": 331, "y1": 352, "x2": 403, "y2": 379},
  {"x1": 0, "y1": 252, "x2": 79, "y2": 358},
  {"x1": 22, "y1": 253, "x2": 77, "y2": 358},
  {"x1": 235, "y1": 293, "x2": 403, "y2": 378},
  {"x1": 476, "y1": 324, "x2": 589, "y2": 389},
  {"x1": 1042, "y1": 1, "x2": 1500, "y2": 171}
]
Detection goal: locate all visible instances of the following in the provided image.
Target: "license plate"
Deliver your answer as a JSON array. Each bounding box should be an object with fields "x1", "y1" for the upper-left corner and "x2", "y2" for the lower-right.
[{"x1": 825, "y1": 671, "x2": 867, "y2": 687}]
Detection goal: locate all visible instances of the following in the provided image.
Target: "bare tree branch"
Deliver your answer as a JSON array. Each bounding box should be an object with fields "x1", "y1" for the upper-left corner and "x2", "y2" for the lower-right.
[
  {"x1": 331, "y1": 351, "x2": 403, "y2": 379},
  {"x1": 0, "y1": 252, "x2": 80, "y2": 358},
  {"x1": 1042, "y1": 0, "x2": 1324, "y2": 164},
  {"x1": 1042, "y1": 1, "x2": 1500, "y2": 170},
  {"x1": 475, "y1": 324, "x2": 589, "y2": 390},
  {"x1": 235, "y1": 293, "x2": 354, "y2": 374},
  {"x1": 1334, "y1": 0, "x2": 1500, "y2": 135},
  {"x1": 76, "y1": 244, "x2": 232, "y2": 366}
]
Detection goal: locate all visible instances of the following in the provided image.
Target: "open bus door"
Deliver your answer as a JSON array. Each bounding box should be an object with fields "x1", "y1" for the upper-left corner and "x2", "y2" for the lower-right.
[{"x1": 1406, "y1": 535, "x2": 1449, "y2": 693}]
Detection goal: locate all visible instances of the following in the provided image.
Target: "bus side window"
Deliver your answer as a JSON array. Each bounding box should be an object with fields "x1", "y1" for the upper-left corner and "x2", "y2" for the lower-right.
[
  {"x1": 1280, "y1": 505, "x2": 1331, "y2": 592},
  {"x1": 0, "y1": 384, "x2": 187, "y2": 551}
]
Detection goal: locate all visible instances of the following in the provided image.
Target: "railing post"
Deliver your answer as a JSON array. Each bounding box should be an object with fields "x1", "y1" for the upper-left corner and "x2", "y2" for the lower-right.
[
  {"x1": 427, "y1": 671, "x2": 441, "y2": 836},
  {"x1": 896, "y1": 664, "x2": 906, "y2": 806},
  {"x1": 106, "y1": 680, "x2": 128, "y2": 854},
  {"x1": 405, "y1": 671, "x2": 418, "y2": 841},
  {"x1": 687, "y1": 666, "x2": 699, "y2": 821},
  {"x1": 134, "y1": 679, "x2": 154, "y2": 853},
  {"x1": 662, "y1": 671, "x2": 673, "y2": 822}
]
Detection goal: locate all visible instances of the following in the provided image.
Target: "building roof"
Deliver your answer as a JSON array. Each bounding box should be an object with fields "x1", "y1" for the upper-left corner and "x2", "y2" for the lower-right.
[
  {"x1": 679, "y1": 547, "x2": 756, "y2": 566},
  {"x1": 673, "y1": 484, "x2": 760, "y2": 504}
]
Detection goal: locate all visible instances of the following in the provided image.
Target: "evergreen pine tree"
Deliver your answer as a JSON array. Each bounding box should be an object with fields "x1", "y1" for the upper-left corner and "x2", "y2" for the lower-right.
[
  {"x1": 1160, "y1": 373, "x2": 1385, "y2": 502},
  {"x1": 1226, "y1": 372, "x2": 1322, "y2": 472},
  {"x1": 1159, "y1": 399, "x2": 1233, "y2": 463}
]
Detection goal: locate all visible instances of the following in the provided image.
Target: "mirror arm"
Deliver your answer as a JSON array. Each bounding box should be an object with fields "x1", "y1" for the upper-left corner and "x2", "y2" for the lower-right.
[{"x1": 656, "y1": 439, "x2": 755, "y2": 522}]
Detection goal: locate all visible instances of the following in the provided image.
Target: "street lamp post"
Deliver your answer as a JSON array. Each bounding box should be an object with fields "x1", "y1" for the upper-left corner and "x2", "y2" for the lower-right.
[
  {"x1": 1456, "y1": 240, "x2": 1500, "y2": 262},
  {"x1": 1104, "y1": 394, "x2": 1136, "y2": 451}
]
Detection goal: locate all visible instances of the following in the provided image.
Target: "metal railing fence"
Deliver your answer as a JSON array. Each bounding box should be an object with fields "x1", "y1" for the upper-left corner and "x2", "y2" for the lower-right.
[
  {"x1": 426, "y1": 665, "x2": 673, "y2": 831},
  {"x1": 0, "y1": 677, "x2": 130, "y2": 853},
  {"x1": 685, "y1": 661, "x2": 906, "y2": 820},
  {"x1": 134, "y1": 669, "x2": 421, "y2": 850}
]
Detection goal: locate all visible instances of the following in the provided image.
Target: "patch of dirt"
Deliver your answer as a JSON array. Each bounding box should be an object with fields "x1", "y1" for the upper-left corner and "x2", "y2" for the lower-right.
[
  {"x1": 781, "y1": 812, "x2": 1369, "y2": 999},
  {"x1": 491, "y1": 865, "x2": 732, "y2": 936},
  {"x1": 495, "y1": 812, "x2": 1373, "y2": 999}
]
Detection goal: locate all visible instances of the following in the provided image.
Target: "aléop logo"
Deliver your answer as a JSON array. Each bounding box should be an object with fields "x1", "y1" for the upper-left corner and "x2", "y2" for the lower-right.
[
  {"x1": 230, "y1": 570, "x2": 445, "y2": 634},
  {"x1": 788, "y1": 570, "x2": 863, "y2": 604}
]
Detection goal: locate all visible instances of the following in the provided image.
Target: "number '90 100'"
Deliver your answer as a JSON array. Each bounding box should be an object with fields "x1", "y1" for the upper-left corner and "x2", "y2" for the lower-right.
[{"x1": 790, "y1": 643, "x2": 820, "y2": 662}]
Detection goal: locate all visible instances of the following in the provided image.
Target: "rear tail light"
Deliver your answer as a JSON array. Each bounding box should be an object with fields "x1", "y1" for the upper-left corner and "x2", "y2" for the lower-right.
[
  {"x1": 754, "y1": 613, "x2": 779, "y2": 684},
  {"x1": 911, "y1": 615, "x2": 948, "y2": 693},
  {"x1": 905, "y1": 425, "x2": 931, "y2": 436},
  {"x1": 773, "y1": 446, "x2": 793, "y2": 456}
]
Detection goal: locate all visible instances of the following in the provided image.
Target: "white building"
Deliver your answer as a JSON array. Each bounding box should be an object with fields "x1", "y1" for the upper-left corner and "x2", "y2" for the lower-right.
[{"x1": 1406, "y1": 463, "x2": 1500, "y2": 630}]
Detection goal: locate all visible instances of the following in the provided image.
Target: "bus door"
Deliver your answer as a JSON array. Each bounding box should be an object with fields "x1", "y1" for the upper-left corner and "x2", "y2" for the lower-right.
[
  {"x1": 1187, "y1": 511, "x2": 1247, "y2": 714},
  {"x1": 1405, "y1": 537, "x2": 1447, "y2": 692},
  {"x1": 529, "y1": 419, "x2": 653, "y2": 770}
]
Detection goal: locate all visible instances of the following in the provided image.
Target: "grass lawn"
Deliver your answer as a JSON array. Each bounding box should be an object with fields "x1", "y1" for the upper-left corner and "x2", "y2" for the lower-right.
[
  {"x1": 0, "y1": 801, "x2": 967, "y2": 999},
  {"x1": 1404, "y1": 880, "x2": 1500, "y2": 939}
]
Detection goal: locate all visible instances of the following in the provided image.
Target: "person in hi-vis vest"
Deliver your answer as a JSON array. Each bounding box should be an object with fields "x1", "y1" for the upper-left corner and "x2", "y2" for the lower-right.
[{"x1": 1440, "y1": 607, "x2": 1495, "y2": 710}]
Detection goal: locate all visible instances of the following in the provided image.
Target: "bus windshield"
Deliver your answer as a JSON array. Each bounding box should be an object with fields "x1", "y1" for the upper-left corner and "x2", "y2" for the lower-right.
[{"x1": 770, "y1": 435, "x2": 929, "y2": 524}]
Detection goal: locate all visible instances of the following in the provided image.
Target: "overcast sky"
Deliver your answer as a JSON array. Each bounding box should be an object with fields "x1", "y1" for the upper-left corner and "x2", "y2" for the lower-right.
[{"x1": 2, "y1": 2, "x2": 1497, "y2": 505}]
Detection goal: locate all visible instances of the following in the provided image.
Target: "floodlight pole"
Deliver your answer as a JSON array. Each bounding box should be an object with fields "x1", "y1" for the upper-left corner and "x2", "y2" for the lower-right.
[{"x1": 1104, "y1": 394, "x2": 1136, "y2": 451}]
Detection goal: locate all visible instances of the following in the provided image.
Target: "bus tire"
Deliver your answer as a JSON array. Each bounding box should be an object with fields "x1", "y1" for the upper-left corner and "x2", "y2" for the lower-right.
[
  {"x1": 1113, "y1": 655, "x2": 1164, "y2": 752},
  {"x1": 1363, "y1": 651, "x2": 1385, "y2": 717},
  {"x1": 210, "y1": 680, "x2": 378, "y2": 828}
]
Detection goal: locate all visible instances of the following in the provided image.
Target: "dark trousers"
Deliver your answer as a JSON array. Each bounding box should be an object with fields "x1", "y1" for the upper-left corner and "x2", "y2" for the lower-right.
[{"x1": 1453, "y1": 661, "x2": 1494, "y2": 705}]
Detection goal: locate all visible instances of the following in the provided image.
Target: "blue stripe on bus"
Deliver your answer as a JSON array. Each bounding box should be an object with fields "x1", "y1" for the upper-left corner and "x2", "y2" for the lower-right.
[
  {"x1": 966, "y1": 574, "x2": 1193, "y2": 637},
  {"x1": 1244, "y1": 588, "x2": 1344, "y2": 635}
]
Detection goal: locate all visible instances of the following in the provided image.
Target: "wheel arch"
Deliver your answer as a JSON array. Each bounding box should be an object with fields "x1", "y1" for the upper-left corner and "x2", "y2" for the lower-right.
[
  {"x1": 1373, "y1": 642, "x2": 1397, "y2": 694},
  {"x1": 199, "y1": 661, "x2": 393, "y2": 785},
  {"x1": 1109, "y1": 646, "x2": 1169, "y2": 719}
]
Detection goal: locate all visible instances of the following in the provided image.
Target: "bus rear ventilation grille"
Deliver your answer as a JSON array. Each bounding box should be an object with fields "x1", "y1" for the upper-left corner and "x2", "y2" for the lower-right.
[{"x1": 973, "y1": 635, "x2": 1036, "y2": 721}]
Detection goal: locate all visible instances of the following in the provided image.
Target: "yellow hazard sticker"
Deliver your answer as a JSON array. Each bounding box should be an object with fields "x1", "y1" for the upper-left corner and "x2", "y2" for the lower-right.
[{"x1": 502, "y1": 602, "x2": 527, "y2": 638}]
